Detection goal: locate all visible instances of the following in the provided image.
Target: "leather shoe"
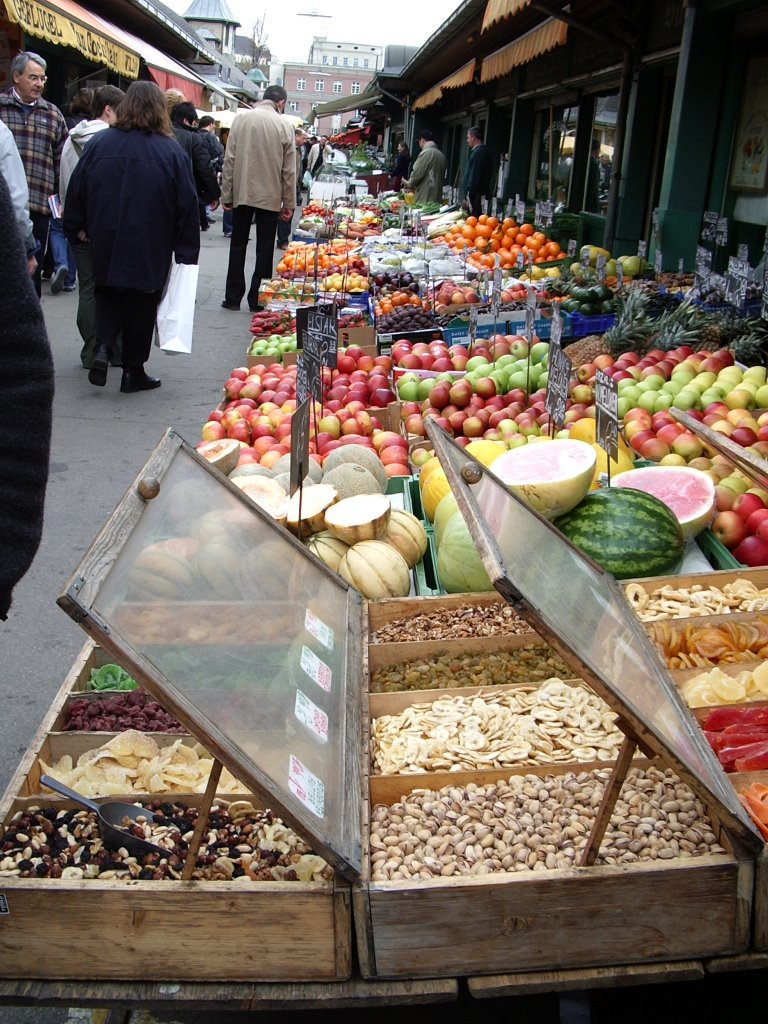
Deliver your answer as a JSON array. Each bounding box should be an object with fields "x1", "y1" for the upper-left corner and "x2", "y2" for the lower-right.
[
  {"x1": 120, "y1": 370, "x2": 161, "y2": 393},
  {"x1": 221, "y1": 300, "x2": 240, "y2": 310},
  {"x1": 249, "y1": 304, "x2": 264, "y2": 313},
  {"x1": 88, "y1": 345, "x2": 110, "y2": 387}
]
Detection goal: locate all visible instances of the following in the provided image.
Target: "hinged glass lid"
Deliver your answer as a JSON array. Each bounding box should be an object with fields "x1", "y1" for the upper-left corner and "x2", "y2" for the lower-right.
[
  {"x1": 58, "y1": 430, "x2": 363, "y2": 881},
  {"x1": 425, "y1": 420, "x2": 762, "y2": 851}
]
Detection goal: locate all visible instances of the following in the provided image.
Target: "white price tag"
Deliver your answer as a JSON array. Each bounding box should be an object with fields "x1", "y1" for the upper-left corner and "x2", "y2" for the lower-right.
[
  {"x1": 304, "y1": 608, "x2": 334, "y2": 651},
  {"x1": 294, "y1": 690, "x2": 329, "y2": 743},
  {"x1": 300, "y1": 645, "x2": 332, "y2": 692},
  {"x1": 288, "y1": 755, "x2": 325, "y2": 817}
]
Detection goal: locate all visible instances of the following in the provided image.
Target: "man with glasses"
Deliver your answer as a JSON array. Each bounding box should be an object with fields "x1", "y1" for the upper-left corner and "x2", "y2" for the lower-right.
[{"x1": 0, "y1": 52, "x2": 67, "y2": 297}]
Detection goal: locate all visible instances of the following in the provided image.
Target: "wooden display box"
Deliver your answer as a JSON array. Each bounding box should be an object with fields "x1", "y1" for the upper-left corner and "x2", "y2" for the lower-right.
[
  {"x1": 0, "y1": 642, "x2": 352, "y2": 982},
  {"x1": 353, "y1": 596, "x2": 755, "y2": 979}
]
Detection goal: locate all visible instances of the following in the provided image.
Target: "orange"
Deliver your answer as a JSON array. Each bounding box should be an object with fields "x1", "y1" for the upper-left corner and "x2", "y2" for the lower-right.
[
  {"x1": 478, "y1": 213, "x2": 488, "y2": 224},
  {"x1": 475, "y1": 236, "x2": 489, "y2": 251},
  {"x1": 461, "y1": 224, "x2": 476, "y2": 240},
  {"x1": 487, "y1": 216, "x2": 499, "y2": 230},
  {"x1": 475, "y1": 223, "x2": 492, "y2": 239},
  {"x1": 532, "y1": 231, "x2": 547, "y2": 245},
  {"x1": 490, "y1": 237, "x2": 501, "y2": 251},
  {"x1": 520, "y1": 223, "x2": 534, "y2": 236},
  {"x1": 501, "y1": 217, "x2": 515, "y2": 232},
  {"x1": 526, "y1": 236, "x2": 542, "y2": 251},
  {"x1": 466, "y1": 215, "x2": 478, "y2": 227}
]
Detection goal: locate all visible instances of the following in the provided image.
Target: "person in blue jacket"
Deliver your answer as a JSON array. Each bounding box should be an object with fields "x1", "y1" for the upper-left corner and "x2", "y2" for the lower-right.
[
  {"x1": 462, "y1": 126, "x2": 494, "y2": 217},
  {"x1": 64, "y1": 81, "x2": 200, "y2": 393}
]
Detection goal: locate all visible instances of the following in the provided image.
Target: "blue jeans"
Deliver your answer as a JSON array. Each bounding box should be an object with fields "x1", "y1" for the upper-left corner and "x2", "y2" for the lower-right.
[
  {"x1": 222, "y1": 208, "x2": 233, "y2": 235},
  {"x1": 48, "y1": 217, "x2": 77, "y2": 288}
]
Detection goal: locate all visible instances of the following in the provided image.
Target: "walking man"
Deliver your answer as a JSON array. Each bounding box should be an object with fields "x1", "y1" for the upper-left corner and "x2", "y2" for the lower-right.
[
  {"x1": 220, "y1": 85, "x2": 296, "y2": 312},
  {"x1": 277, "y1": 126, "x2": 308, "y2": 249},
  {"x1": 462, "y1": 126, "x2": 494, "y2": 217},
  {"x1": 0, "y1": 52, "x2": 67, "y2": 297}
]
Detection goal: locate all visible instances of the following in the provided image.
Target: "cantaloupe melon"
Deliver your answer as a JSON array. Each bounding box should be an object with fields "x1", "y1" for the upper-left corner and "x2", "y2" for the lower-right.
[
  {"x1": 384, "y1": 509, "x2": 428, "y2": 568},
  {"x1": 305, "y1": 531, "x2": 350, "y2": 571},
  {"x1": 338, "y1": 540, "x2": 411, "y2": 599},
  {"x1": 322, "y1": 444, "x2": 387, "y2": 493},
  {"x1": 286, "y1": 485, "x2": 338, "y2": 537},
  {"x1": 324, "y1": 493, "x2": 391, "y2": 544},
  {"x1": 321, "y1": 464, "x2": 381, "y2": 499}
]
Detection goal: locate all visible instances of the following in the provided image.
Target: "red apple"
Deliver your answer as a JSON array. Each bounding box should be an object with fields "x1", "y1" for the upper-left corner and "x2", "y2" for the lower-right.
[
  {"x1": 201, "y1": 420, "x2": 226, "y2": 441},
  {"x1": 732, "y1": 492, "x2": 767, "y2": 522},
  {"x1": 711, "y1": 510, "x2": 748, "y2": 549},
  {"x1": 732, "y1": 534, "x2": 768, "y2": 566}
]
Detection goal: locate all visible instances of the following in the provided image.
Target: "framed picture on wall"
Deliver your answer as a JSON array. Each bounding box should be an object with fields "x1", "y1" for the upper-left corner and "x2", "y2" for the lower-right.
[{"x1": 730, "y1": 55, "x2": 768, "y2": 193}]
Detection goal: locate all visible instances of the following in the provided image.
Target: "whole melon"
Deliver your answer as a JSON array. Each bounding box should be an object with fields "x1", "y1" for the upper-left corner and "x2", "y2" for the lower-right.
[
  {"x1": 338, "y1": 540, "x2": 411, "y2": 599},
  {"x1": 322, "y1": 463, "x2": 381, "y2": 499},
  {"x1": 436, "y1": 514, "x2": 494, "y2": 594},
  {"x1": 610, "y1": 466, "x2": 715, "y2": 538},
  {"x1": 229, "y1": 464, "x2": 275, "y2": 482},
  {"x1": 421, "y1": 466, "x2": 451, "y2": 522},
  {"x1": 305, "y1": 531, "x2": 350, "y2": 572},
  {"x1": 384, "y1": 509, "x2": 428, "y2": 568},
  {"x1": 322, "y1": 444, "x2": 387, "y2": 493},
  {"x1": 464, "y1": 439, "x2": 507, "y2": 467},
  {"x1": 273, "y1": 472, "x2": 316, "y2": 493},
  {"x1": 433, "y1": 492, "x2": 460, "y2": 547},
  {"x1": 271, "y1": 452, "x2": 324, "y2": 483},
  {"x1": 554, "y1": 487, "x2": 685, "y2": 579},
  {"x1": 490, "y1": 439, "x2": 596, "y2": 520}
]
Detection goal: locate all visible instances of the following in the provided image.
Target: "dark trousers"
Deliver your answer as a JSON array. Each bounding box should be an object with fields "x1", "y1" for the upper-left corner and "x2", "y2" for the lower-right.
[
  {"x1": 224, "y1": 205, "x2": 279, "y2": 310},
  {"x1": 29, "y1": 211, "x2": 50, "y2": 298},
  {"x1": 72, "y1": 244, "x2": 123, "y2": 367},
  {"x1": 467, "y1": 193, "x2": 483, "y2": 218},
  {"x1": 94, "y1": 286, "x2": 161, "y2": 372}
]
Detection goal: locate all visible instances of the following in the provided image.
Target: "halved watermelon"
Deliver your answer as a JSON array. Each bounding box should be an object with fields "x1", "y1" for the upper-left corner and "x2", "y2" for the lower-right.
[
  {"x1": 489, "y1": 439, "x2": 596, "y2": 520},
  {"x1": 611, "y1": 465, "x2": 715, "y2": 538}
]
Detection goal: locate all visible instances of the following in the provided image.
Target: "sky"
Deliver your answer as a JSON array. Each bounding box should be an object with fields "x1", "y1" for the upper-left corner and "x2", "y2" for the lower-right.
[{"x1": 167, "y1": 0, "x2": 463, "y2": 64}]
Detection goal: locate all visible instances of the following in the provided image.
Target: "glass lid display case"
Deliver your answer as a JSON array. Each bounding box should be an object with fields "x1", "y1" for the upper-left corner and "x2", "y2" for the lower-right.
[
  {"x1": 58, "y1": 430, "x2": 364, "y2": 881},
  {"x1": 425, "y1": 420, "x2": 762, "y2": 851}
]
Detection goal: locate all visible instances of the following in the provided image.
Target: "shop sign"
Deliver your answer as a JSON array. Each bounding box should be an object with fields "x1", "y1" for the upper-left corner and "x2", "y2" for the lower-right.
[{"x1": 4, "y1": 0, "x2": 139, "y2": 78}]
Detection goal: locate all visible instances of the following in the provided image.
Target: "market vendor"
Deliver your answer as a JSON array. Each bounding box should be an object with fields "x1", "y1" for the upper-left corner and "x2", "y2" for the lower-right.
[{"x1": 402, "y1": 130, "x2": 446, "y2": 206}]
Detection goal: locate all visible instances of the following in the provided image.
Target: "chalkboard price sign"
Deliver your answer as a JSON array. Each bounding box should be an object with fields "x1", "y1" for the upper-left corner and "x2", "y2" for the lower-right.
[
  {"x1": 290, "y1": 397, "x2": 311, "y2": 497},
  {"x1": 545, "y1": 340, "x2": 571, "y2": 429},
  {"x1": 595, "y1": 369, "x2": 619, "y2": 464},
  {"x1": 297, "y1": 305, "x2": 338, "y2": 369}
]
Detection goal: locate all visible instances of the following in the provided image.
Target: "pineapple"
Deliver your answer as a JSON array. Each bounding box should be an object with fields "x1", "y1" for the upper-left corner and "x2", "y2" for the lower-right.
[
  {"x1": 730, "y1": 319, "x2": 768, "y2": 368},
  {"x1": 648, "y1": 296, "x2": 704, "y2": 352},
  {"x1": 600, "y1": 289, "x2": 655, "y2": 358}
]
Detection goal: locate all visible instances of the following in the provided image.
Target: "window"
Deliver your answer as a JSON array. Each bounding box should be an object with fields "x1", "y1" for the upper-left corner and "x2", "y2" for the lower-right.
[
  {"x1": 288, "y1": 101, "x2": 298, "y2": 112},
  {"x1": 296, "y1": 78, "x2": 306, "y2": 91},
  {"x1": 353, "y1": 57, "x2": 359, "y2": 67},
  {"x1": 315, "y1": 79, "x2": 325, "y2": 92},
  {"x1": 343, "y1": 57, "x2": 349, "y2": 66},
  {"x1": 351, "y1": 81, "x2": 360, "y2": 95},
  {"x1": 322, "y1": 55, "x2": 328, "y2": 64},
  {"x1": 332, "y1": 56, "x2": 338, "y2": 66},
  {"x1": 531, "y1": 105, "x2": 579, "y2": 208},
  {"x1": 332, "y1": 81, "x2": 342, "y2": 94},
  {"x1": 363, "y1": 59, "x2": 369, "y2": 68}
]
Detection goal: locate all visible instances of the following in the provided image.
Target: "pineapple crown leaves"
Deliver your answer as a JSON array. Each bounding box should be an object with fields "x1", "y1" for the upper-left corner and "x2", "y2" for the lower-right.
[{"x1": 602, "y1": 288, "x2": 655, "y2": 355}]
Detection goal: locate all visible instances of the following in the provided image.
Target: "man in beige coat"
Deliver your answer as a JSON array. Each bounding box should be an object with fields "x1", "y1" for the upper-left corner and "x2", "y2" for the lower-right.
[{"x1": 221, "y1": 86, "x2": 296, "y2": 311}]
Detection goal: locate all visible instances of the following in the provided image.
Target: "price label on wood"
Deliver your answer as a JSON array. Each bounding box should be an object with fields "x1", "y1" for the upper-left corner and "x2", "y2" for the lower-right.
[
  {"x1": 595, "y1": 369, "x2": 619, "y2": 464},
  {"x1": 567, "y1": 238, "x2": 577, "y2": 257},
  {"x1": 725, "y1": 256, "x2": 749, "y2": 308},
  {"x1": 289, "y1": 397, "x2": 311, "y2": 497},
  {"x1": 654, "y1": 249, "x2": 663, "y2": 276},
  {"x1": 716, "y1": 217, "x2": 729, "y2": 247},
  {"x1": 638, "y1": 240, "x2": 647, "y2": 259},
  {"x1": 701, "y1": 210, "x2": 718, "y2": 244},
  {"x1": 545, "y1": 339, "x2": 571, "y2": 429},
  {"x1": 596, "y1": 254, "x2": 607, "y2": 282}
]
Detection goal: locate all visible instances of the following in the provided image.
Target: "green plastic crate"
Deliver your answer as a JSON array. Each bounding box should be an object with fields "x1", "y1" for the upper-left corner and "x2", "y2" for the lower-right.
[
  {"x1": 695, "y1": 528, "x2": 742, "y2": 570},
  {"x1": 414, "y1": 527, "x2": 443, "y2": 596}
]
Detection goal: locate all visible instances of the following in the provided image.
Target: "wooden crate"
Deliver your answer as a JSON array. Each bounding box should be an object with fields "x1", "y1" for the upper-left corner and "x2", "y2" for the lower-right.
[
  {"x1": 0, "y1": 649, "x2": 352, "y2": 983},
  {"x1": 354, "y1": 600, "x2": 755, "y2": 979}
]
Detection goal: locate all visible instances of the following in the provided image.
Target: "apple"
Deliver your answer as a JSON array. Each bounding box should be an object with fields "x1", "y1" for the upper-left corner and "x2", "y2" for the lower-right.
[
  {"x1": 711, "y1": 510, "x2": 748, "y2": 549},
  {"x1": 732, "y1": 492, "x2": 767, "y2": 522},
  {"x1": 629, "y1": 429, "x2": 657, "y2": 453},
  {"x1": 201, "y1": 420, "x2": 226, "y2": 441},
  {"x1": 639, "y1": 437, "x2": 671, "y2": 461},
  {"x1": 449, "y1": 380, "x2": 473, "y2": 409},
  {"x1": 670, "y1": 432, "x2": 704, "y2": 460},
  {"x1": 732, "y1": 535, "x2": 768, "y2": 566},
  {"x1": 731, "y1": 426, "x2": 759, "y2": 447}
]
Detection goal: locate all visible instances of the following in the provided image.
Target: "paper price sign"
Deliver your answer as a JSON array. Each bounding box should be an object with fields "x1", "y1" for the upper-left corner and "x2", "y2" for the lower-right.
[
  {"x1": 595, "y1": 369, "x2": 619, "y2": 463},
  {"x1": 716, "y1": 217, "x2": 729, "y2": 247},
  {"x1": 490, "y1": 286, "x2": 500, "y2": 321},
  {"x1": 300, "y1": 645, "x2": 332, "y2": 692},
  {"x1": 616, "y1": 261, "x2": 624, "y2": 287},
  {"x1": 638, "y1": 240, "x2": 647, "y2": 259},
  {"x1": 696, "y1": 246, "x2": 712, "y2": 270},
  {"x1": 490, "y1": 266, "x2": 502, "y2": 319},
  {"x1": 764, "y1": 226, "x2": 768, "y2": 256},
  {"x1": 701, "y1": 210, "x2": 718, "y2": 244},
  {"x1": 651, "y1": 209, "x2": 660, "y2": 240},
  {"x1": 737, "y1": 243, "x2": 749, "y2": 261},
  {"x1": 550, "y1": 303, "x2": 563, "y2": 348},
  {"x1": 725, "y1": 257, "x2": 749, "y2": 308},
  {"x1": 654, "y1": 249, "x2": 663, "y2": 276},
  {"x1": 304, "y1": 608, "x2": 334, "y2": 651},
  {"x1": 524, "y1": 304, "x2": 535, "y2": 343},
  {"x1": 534, "y1": 201, "x2": 543, "y2": 227},
  {"x1": 516, "y1": 197, "x2": 526, "y2": 224},
  {"x1": 580, "y1": 249, "x2": 590, "y2": 271},
  {"x1": 516, "y1": 251, "x2": 525, "y2": 270},
  {"x1": 545, "y1": 341, "x2": 571, "y2": 429},
  {"x1": 567, "y1": 238, "x2": 577, "y2": 257},
  {"x1": 596, "y1": 254, "x2": 607, "y2": 282},
  {"x1": 295, "y1": 690, "x2": 329, "y2": 744},
  {"x1": 289, "y1": 397, "x2": 311, "y2": 496},
  {"x1": 288, "y1": 755, "x2": 325, "y2": 818},
  {"x1": 469, "y1": 303, "x2": 478, "y2": 345},
  {"x1": 538, "y1": 200, "x2": 553, "y2": 227}
]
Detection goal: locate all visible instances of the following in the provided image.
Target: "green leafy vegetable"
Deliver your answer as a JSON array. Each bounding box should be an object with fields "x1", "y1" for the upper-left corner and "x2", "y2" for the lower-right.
[{"x1": 87, "y1": 664, "x2": 138, "y2": 691}]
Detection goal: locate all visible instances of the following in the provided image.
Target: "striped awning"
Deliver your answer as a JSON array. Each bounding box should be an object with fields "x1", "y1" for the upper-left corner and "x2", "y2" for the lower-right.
[
  {"x1": 412, "y1": 58, "x2": 476, "y2": 111},
  {"x1": 482, "y1": 0, "x2": 532, "y2": 32},
  {"x1": 480, "y1": 19, "x2": 567, "y2": 82}
]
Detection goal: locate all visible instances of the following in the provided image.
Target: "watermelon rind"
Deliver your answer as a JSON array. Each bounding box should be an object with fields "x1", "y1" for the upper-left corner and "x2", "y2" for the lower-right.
[
  {"x1": 554, "y1": 488, "x2": 686, "y2": 580},
  {"x1": 610, "y1": 466, "x2": 715, "y2": 539},
  {"x1": 489, "y1": 439, "x2": 597, "y2": 520}
]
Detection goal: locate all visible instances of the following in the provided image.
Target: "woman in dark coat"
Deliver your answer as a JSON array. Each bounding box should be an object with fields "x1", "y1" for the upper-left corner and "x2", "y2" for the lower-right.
[
  {"x1": 64, "y1": 80, "x2": 200, "y2": 393},
  {"x1": 390, "y1": 142, "x2": 410, "y2": 190}
]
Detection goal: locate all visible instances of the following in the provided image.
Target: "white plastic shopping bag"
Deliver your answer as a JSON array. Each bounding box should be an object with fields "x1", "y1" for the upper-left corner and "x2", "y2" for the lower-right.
[{"x1": 154, "y1": 262, "x2": 199, "y2": 354}]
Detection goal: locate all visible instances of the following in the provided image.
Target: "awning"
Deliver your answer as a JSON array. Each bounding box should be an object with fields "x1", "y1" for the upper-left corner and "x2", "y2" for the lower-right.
[
  {"x1": 412, "y1": 58, "x2": 475, "y2": 111},
  {"x1": 482, "y1": 0, "x2": 532, "y2": 32},
  {"x1": 124, "y1": 36, "x2": 205, "y2": 106},
  {"x1": 311, "y1": 89, "x2": 382, "y2": 119},
  {"x1": 3, "y1": 0, "x2": 140, "y2": 78},
  {"x1": 480, "y1": 19, "x2": 567, "y2": 82}
]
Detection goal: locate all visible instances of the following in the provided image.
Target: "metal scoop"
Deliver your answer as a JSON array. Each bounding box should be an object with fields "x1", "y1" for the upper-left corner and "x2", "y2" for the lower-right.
[{"x1": 39, "y1": 774, "x2": 170, "y2": 859}]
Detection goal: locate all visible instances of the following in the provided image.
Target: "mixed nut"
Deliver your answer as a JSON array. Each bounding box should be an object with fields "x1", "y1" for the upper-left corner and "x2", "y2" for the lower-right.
[
  {"x1": 0, "y1": 799, "x2": 332, "y2": 882},
  {"x1": 371, "y1": 646, "x2": 574, "y2": 693},
  {"x1": 369, "y1": 767, "x2": 726, "y2": 881},
  {"x1": 371, "y1": 601, "x2": 534, "y2": 643}
]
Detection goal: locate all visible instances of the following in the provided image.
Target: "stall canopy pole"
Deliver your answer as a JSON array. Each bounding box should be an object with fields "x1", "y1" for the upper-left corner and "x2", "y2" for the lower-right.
[{"x1": 548, "y1": 106, "x2": 553, "y2": 201}]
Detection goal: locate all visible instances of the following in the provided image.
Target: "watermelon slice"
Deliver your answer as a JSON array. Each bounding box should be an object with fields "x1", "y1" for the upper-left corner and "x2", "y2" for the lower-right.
[
  {"x1": 610, "y1": 465, "x2": 715, "y2": 538},
  {"x1": 489, "y1": 439, "x2": 596, "y2": 520}
]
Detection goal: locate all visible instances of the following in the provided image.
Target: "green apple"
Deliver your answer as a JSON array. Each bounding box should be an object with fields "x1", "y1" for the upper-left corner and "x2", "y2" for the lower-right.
[
  {"x1": 466, "y1": 355, "x2": 491, "y2": 372},
  {"x1": 671, "y1": 391, "x2": 698, "y2": 411},
  {"x1": 529, "y1": 341, "x2": 550, "y2": 364},
  {"x1": 653, "y1": 392, "x2": 674, "y2": 411}
]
